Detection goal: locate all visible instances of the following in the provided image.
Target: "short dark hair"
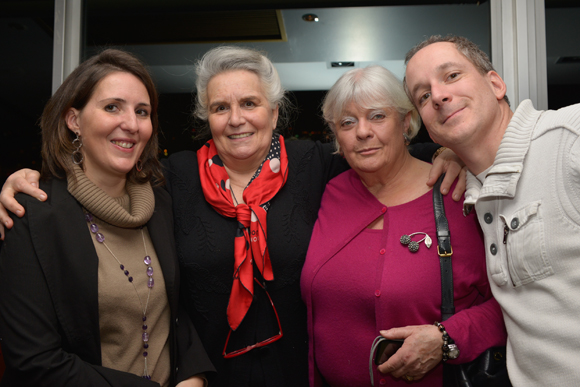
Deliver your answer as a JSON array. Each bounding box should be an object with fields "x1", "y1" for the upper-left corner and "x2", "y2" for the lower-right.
[
  {"x1": 40, "y1": 48, "x2": 164, "y2": 185},
  {"x1": 404, "y1": 35, "x2": 510, "y2": 106}
]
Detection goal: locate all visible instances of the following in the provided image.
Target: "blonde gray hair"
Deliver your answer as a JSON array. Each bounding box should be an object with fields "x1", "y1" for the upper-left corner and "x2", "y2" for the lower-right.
[
  {"x1": 194, "y1": 46, "x2": 290, "y2": 137},
  {"x1": 322, "y1": 65, "x2": 421, "y2": 153}
]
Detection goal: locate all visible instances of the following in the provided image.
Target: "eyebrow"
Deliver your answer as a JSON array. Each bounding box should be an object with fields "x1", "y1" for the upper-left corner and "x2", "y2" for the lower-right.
[
  {"x1": 436, "y1": 61, "x2": 462, "y2": 73},
  {"x1": 208, "y1": 95, "x2": 261, "y2": 110},
  {"x1": 209, "y1": 100, "x2": 225, "y2": 110},
  {"x1": 409, "y1": 61, "x2": 463, "y2": 98},
  {"x1": 99, "y1": 97, "x2": 151, "y2": 107}
]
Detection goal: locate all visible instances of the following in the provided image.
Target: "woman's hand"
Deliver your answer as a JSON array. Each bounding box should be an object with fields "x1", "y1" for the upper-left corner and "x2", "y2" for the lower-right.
[
  {"x1": 377, "y1": 324, "x2": 443, "y2": 382},
  {"x1": 0, "y1": 169, "x2": 45, "y2": 238},
  {"x1": 176, "y1": 375, "x2": 207, "y2": 387},
  {"x1": 428, "y1": 148, "x2": 467, "y2": 202}
]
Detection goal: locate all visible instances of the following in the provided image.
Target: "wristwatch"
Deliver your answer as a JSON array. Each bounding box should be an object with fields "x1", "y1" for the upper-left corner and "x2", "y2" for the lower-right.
[
  {"x1": 434, "y1": 321, "x2": 460, "y2": 361},
  {"x1": 447, "y1": 343, "x2": 460, "y2": 360}
]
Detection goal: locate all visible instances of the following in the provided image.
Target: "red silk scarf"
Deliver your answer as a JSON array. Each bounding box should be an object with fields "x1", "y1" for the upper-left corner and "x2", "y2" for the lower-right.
[{"x1": 197, "y1": 135, "x2": 289, "y2": 331}]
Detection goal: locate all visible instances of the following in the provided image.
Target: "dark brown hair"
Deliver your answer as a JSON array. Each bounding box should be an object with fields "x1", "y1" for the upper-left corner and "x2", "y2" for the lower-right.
[{"x1": 40, "y1": 48, "x2": 164, "y2": 185}]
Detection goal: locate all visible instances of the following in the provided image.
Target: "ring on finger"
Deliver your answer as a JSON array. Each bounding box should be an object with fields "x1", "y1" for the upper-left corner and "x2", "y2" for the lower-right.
[{"x1": 403, "y1": 375, "x2": 414, "y2": 382}]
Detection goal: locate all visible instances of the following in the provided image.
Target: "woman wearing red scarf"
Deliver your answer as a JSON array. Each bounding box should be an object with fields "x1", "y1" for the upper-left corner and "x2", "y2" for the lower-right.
[{"x1": 0, "y1": 46, "x2": 465, "y2": 387}]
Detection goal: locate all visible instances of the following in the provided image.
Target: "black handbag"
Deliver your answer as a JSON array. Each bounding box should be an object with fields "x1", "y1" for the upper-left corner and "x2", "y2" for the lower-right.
[{"x1": 433, "y1": 175, "x2": 511, "y2": 387}]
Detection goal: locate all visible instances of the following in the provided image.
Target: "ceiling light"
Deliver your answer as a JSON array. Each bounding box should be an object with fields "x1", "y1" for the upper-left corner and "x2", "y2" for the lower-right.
[
  {"x1": 331, "y1": 62, "x2": 355, "y2": 68},
  {"x1": 302, "y1": 14, "x2": 319, "y2": 22}
]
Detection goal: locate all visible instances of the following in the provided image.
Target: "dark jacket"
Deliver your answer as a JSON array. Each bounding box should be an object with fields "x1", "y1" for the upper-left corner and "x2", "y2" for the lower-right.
[{"x1": 0, "y1": 177, "x2": 214, "y2": 387}]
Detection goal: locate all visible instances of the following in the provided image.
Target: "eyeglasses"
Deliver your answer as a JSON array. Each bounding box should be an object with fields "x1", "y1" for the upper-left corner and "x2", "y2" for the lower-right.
[{"x1": 222, "y1": 278, "x2": 283, "y2": 358}]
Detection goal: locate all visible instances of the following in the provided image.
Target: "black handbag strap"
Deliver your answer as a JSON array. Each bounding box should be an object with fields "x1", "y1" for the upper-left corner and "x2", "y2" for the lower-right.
[{"x1": 433, "y1": 175, "x2": 455, "y2": 321}]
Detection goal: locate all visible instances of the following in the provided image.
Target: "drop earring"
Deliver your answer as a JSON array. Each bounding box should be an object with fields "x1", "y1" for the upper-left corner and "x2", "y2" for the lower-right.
[{"x1": 72, "y1": 132, "x2": 84, "y2": 165}]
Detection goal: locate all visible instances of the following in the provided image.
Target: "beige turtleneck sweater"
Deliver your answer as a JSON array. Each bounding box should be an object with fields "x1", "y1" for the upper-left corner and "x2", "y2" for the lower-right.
[{"x1": 67, "y1": 166, "x2": 171, "y2": 386}]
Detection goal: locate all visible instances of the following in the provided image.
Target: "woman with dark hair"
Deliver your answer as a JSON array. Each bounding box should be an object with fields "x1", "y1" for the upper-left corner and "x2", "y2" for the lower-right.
[{"x1": 0, "y1": 49, "x2": 213, "y2": 387}]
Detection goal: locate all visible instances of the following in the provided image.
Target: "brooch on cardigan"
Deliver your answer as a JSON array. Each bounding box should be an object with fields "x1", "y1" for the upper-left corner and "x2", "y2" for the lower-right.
[{"x1": 400, "y1": 232, "x2": 432, "y2": 253}]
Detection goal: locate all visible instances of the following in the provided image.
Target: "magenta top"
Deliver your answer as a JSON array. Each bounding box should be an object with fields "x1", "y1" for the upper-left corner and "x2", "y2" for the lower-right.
[{"x1": 301, "y1": 169, "x2": 507, "y2": 387}]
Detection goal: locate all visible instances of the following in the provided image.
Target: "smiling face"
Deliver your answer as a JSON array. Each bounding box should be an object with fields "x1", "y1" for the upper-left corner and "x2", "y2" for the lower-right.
[
  {"x1": 207, "y1": 70, "x2": 279, "y2": 171},
  {"x1": 335, "y1": 102, "x2": 410, "y2": 177},
  {"x1": 66, "y1": 71, "x2": 152, "y2": 189},
  {"x1": 405, "y1": 42, "x2": 506, "y2": 149}
]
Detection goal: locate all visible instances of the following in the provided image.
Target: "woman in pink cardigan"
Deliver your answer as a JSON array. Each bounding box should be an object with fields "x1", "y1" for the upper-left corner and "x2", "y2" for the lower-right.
[{"x1": 301, "y1": 66, "x2": 507, "y2": 387}]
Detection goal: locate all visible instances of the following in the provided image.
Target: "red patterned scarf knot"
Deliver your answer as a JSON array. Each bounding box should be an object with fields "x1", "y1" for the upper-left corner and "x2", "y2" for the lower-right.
[{"x1": 197, "y1": 135, "x2": 288, "y2": 330}]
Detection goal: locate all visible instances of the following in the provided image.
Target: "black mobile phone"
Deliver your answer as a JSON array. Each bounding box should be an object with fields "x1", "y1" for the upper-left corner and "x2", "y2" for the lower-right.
[{"x1": 374, "y1": 339, "x2": 404, "y2": 365}]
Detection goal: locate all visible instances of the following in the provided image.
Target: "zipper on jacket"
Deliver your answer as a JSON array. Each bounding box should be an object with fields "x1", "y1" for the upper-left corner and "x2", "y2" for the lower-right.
[{"x1": 501, "y1": 220, "x2": 517, "y2": 287}]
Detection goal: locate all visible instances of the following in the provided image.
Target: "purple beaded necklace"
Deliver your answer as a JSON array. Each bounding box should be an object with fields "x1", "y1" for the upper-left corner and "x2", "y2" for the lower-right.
[{"x1": 85, "y1": 211, "x2": 155, "y2": 380}]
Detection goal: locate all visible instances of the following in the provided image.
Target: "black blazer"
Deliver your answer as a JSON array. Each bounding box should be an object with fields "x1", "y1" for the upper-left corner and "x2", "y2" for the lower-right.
[{"x1": 0, "y1": 178, "x2": 214, "y2": 386}]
